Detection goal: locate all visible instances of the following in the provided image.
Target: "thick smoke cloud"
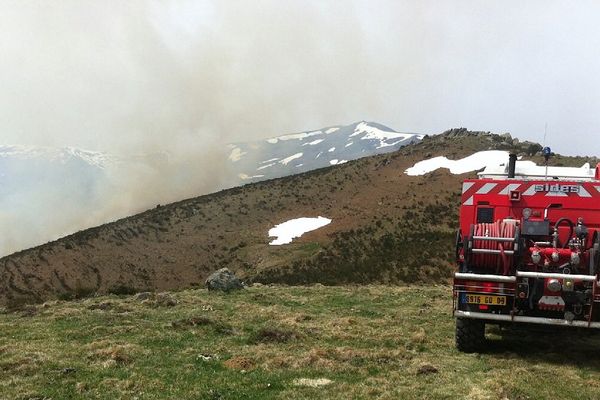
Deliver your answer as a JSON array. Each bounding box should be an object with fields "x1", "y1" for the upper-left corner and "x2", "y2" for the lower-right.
[
  {"x1": 3, "y1": 1, "x2": 600, "y2": 151},
  {"x1": 1, "y1": 1, "x2": 600, "y2": 255}
]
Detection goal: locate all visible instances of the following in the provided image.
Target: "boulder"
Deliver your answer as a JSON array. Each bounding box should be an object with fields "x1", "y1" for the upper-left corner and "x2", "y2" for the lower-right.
[{"x1": 205, "y1": 268, "x2": 244, "y2": 292}]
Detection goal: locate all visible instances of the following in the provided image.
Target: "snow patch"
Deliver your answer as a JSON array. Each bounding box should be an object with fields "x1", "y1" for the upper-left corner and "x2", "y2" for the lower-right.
[
  {"x1": 228, "y1": 147, "x2": 246, "y2": 162},
  {"x1": 376, "y1": 140, "x2": 405, "y2": 149},
  {"x1": 349, "y1": 122, "x2": 418, "y2": 151},
  {"x1": 345, "y1": 142, "x2": 353, "y2": 148},
  {"x1": 280, "y1": 153, "x2": 303, "y2": 165},
  {"x1": 329, "y1": 159, "x2": 348, "y2": 165},
  {"x1": 257, "y1": 163, "x2": 275, "y2": 170},
  {"x1": 325, "y1": 127, "x2": 340, "y2": 134},
  {"x1": 354, "y1": 121, "x2": 415, "y2": 141},
  {"x1": 405, "y1": 151, "x2": 510, "y2": 176},
  {"x1": 269, "y1": 217, "x2": 332, "y2": 245},
  {"x1": 302, "y1": 139, "x2": 324, "y2": 146},
  {"x1": 238, "y1": 173, "x2": 265, "y2": 180},
  {"x1": 268, "y1": 130, "x2": 323, "y2": 143},
  {"x1": 328, "y1": 147, "x2": 335, "y2": 152}
]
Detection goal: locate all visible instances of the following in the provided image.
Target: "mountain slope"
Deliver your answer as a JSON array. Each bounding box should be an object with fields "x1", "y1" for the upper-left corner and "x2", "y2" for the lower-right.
[
  {"x1": 229, "y1": 121, "x2": 423, "y2": 182},
  {"x1": 1, "y1": 122, "x2": 418, "y2": 257},
  {"x1": 1, "y1": 130, "x2": 592, "y2": 307},
  {"x1": 0, "y1": 145, "x2": 176, "y2": 257}
]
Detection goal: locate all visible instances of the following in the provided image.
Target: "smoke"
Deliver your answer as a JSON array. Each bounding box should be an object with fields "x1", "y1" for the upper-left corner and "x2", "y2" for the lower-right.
[
  {"x1": 0, "y1": 1, "x2": 374, "y2": 150},
  {"x1": 2, "y1": 0, "x2": 600, "y2": 255},
  {"x1": 3, "y1": 1, "x2": 600, "y2": 150}
]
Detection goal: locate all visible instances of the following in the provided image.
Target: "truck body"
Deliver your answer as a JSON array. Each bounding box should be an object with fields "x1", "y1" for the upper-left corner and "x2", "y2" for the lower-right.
[{"x1": 453, "y1": 155, "x2": 600, "y2": 351}]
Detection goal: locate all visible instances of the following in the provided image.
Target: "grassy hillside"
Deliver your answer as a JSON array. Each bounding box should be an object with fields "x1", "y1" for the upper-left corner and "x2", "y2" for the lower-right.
[
  {"x1": 2, "y1": 285, "x2": 600, "y2": 399},
  {"x1": 1, "y1": 130, "x2": 597, "y2": 307}
]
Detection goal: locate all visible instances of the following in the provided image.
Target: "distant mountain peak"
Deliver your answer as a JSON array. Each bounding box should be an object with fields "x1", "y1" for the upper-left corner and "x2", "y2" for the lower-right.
[
  {"x1": 229, "y1": 121, "x2": 424, "y2": 182},
  {"x1": 0, "y1": 144, "x2": 116, "y2": 169}
]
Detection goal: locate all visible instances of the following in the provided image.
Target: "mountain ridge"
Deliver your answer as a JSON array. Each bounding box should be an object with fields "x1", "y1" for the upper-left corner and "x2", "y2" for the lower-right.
[
  {"x1": 3, "y1": 129, "x2": 594, "y2": 308},
  {"x1": 229, "y1": 120, "x2": 424, "y2": 182}
]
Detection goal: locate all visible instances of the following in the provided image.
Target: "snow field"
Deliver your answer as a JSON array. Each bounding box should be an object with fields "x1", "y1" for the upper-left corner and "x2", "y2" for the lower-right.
[
  {"x1": 268, "y1": 217, "x2": 332, "y2": 245},
  {"x1": 404, "y1": 150, "x2": 511, "y2": 176}
]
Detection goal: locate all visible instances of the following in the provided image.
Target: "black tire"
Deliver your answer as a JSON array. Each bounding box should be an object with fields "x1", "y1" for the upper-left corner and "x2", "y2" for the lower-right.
[
  {"x1": 591, "y1": 232, "x2": 600, "y2": 275},
  {"x1": 455, "y1": 318, "x2": 486, "y2": 353}
]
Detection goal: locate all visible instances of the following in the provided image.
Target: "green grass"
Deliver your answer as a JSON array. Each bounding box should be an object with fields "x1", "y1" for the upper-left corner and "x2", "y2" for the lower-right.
[{"x1": 1, "y1": 285, "x2": 600, "y2": 399}]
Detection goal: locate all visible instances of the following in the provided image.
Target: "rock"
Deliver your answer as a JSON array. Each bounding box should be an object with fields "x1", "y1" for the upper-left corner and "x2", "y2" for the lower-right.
[
  {"x1": 205, "y1": 268, "x2": 244, "y2": 292},
  {"x1": 417, "y1": 364, "x2": 439, "y2": 375},
  {"x1": 135, "y1": 292, "x2": 154, "y2": 301},
  {"x1": 155, "y1": 293, "x2": 177, "y2": 307}
]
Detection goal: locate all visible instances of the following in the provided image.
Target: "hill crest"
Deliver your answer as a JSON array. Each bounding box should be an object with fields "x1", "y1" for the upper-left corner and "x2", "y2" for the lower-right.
[{"x1": 2, "y1": 130, "x2": 595, "y2": 308}]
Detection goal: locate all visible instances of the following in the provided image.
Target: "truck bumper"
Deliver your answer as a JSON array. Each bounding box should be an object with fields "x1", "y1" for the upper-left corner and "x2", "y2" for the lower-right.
[
  {"x1": 454, "y1": 310, "x2": 600, "y2": 328},
  {"x1": 453, "y1": 271, "x2": 600, "y2": 329}
]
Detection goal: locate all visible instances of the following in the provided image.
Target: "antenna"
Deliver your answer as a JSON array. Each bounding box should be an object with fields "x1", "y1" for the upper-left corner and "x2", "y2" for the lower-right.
[
  {"x1": 542, "y1": 123, "x2": 551, "y2": 181},
  {"x1": 543, "y1": 122, "x2": 548, "y2": 147}
]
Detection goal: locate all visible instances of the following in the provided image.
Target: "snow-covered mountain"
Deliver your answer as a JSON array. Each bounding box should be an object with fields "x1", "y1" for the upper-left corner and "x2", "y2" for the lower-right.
[
  {"x1": 228, "y1": 121, "x2": 424, "y2": 182},
  {"x1": 0, "y1": 145, "x2": 118, "y2": 168},
  {"x1": 0, "y1": 145, "x2": 114, "y2": 202},
  {"x1": 0, "y1": 145, "x2": 171, "y2": 257}
]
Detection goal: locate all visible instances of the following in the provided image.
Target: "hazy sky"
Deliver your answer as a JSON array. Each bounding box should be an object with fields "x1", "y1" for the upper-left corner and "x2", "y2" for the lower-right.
[{"x1": 1, "y1": 0, "x2": 600, "y2": 156}]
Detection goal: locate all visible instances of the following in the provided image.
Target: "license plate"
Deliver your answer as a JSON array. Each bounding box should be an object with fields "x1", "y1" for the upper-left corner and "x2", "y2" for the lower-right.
[{"x1": 463, "y1": 294, "x2": 507, "y2": 306}]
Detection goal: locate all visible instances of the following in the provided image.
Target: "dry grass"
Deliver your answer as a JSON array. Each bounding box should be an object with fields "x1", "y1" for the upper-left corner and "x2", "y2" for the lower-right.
[{"x1": 1, "y1": 285, "x2": 600, "y2": 399}]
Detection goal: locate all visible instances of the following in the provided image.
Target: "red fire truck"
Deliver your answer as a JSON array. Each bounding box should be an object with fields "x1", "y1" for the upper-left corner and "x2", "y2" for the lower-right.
[{"x1": 453, "y1": 152, "x2": 600, "y2": 352}]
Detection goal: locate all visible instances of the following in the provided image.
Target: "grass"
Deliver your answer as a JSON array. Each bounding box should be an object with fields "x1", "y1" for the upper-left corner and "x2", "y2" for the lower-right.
[{"x1": 1, "y1": 285, "x2": 600, "y2": 399}]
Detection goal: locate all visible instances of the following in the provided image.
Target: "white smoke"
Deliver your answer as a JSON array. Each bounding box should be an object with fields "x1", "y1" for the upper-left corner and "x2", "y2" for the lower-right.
[{"x1": 1, "y1": 0, "x2": 600, "y2": 255}]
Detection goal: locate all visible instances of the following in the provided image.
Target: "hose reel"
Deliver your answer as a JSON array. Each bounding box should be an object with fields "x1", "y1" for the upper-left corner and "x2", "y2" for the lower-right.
[{"x1": 465, "y1": 220, "x2": 520, "y2": 274}]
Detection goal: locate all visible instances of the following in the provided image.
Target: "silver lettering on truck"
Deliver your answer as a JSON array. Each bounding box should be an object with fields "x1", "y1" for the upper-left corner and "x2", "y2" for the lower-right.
[{"x1": 534, "y1": 184, "x2": 580, "y2": 193}]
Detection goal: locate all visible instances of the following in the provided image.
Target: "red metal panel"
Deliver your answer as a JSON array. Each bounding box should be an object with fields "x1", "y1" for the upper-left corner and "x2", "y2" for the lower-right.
[{"x1": 460, "y1": 179, "x2": 600, "y2": 238}]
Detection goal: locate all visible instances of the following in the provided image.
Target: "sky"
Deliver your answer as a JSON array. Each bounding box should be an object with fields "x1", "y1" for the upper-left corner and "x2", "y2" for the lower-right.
[{"x1": 1, "y1": 0, "x2": 600, "y2": 156}]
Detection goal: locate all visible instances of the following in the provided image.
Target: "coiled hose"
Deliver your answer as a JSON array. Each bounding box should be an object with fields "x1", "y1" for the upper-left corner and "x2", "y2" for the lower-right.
[{"x1": 471, "y1": 221, "x2": 516, "y2": 275}]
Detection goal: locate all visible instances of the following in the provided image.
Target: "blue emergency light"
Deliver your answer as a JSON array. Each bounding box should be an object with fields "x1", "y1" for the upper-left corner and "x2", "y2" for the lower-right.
[{"x1": 543, "y1": 146, "x2": 552, "y2": 162}]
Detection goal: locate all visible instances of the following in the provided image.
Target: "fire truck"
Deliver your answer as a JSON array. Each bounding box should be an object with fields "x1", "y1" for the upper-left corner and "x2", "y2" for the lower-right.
[{"x1": 453, "y1": 151, "x2": 600, "y2": 352}]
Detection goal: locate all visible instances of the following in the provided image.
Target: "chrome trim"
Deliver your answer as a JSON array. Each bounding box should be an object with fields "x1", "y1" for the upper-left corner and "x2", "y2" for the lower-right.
[
  {"x1": 454, "y1": 273, "x2": 517, "y2": 283},
  {"x1": 455, "y1": 310, "x2": 600, "y2": 329},
  {"x1": 516, "y1": 271, "x2": 597, "y2": 282},
  {"x1": 471, "y1": 249, "x2": 515, "y2": 255}
]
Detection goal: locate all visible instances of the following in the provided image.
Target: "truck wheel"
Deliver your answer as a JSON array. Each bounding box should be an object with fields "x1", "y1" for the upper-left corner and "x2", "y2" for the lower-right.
[{"x1": 456, "y1": 318, "x2": 485, "y2": 353}]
